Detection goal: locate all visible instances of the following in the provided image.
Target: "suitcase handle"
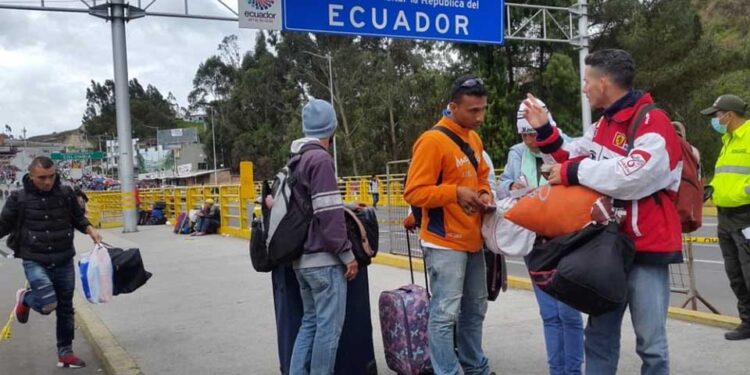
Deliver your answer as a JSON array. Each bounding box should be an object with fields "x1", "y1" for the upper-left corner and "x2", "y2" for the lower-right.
[{"x1": 405, "y1": 229, "x2": 430, "y2": 296}]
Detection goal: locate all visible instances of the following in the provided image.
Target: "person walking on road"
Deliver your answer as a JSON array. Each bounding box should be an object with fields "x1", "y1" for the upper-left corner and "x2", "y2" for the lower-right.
[
  {"x1": 3, "y1": 156, "x2": 102, "y2": 369},
  {"x1": 700, "y1": 94, "x2": 750, "y2": 341},
  {"x1": 368, "y1": 175, "x2": 380, "y2": 209},
  {"x1": 523, "y1": 49, "x2": 684, "y2": 375},
  {"x1": 288, "y1": 99, "x2": 359, "y2": 375},
  {"x1": 404, "y1": 75, "x2": 495, "y2": 375}
]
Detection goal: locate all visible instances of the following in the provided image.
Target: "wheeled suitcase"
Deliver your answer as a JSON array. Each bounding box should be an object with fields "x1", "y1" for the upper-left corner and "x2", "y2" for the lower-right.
[
  {"x1": 272, "y1": 263, "x2": 377, "y2": 374},
  {"x1": 378, "y1": 231, "x2": 432, "y2": 375},
  {"x1": 173, "y1": 213, "x2": 186, "y2": 233}
]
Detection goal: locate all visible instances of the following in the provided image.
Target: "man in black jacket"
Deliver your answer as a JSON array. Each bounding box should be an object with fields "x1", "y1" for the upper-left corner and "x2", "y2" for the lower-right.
[{"x1": 2, "y1": 156, "x2": 102, "y2": 369}]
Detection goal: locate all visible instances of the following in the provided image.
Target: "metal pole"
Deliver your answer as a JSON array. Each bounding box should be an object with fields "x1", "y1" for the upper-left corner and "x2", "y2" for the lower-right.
[
  {"x1": 327, "y1": 54, "x2": 339, "y2": 180},
  {"x1": 578, "y1": 0, "x2": 592, "y2": 132},
  {"x1": 211, "y1": 108, "x2": 218, "y2": 184},
  {"x1": 110, "y1": 0, "x2": 138, "y2": 232}
]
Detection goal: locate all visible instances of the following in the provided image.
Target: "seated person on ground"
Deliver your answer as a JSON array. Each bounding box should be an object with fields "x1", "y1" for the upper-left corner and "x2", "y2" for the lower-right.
[{"x1": 192, "y1": 199, "x2": 220, "y2": 236}]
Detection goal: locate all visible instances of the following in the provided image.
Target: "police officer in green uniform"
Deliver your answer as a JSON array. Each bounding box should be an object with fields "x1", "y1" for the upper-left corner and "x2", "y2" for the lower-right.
[{"x1": 701, "y1": 94, "x2": 750, "y2": 340}]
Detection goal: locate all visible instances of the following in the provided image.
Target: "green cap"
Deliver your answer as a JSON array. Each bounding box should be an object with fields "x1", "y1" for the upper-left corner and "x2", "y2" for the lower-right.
[{"x1": 700, "y1": 94, "x2": 747, "y2": 116}]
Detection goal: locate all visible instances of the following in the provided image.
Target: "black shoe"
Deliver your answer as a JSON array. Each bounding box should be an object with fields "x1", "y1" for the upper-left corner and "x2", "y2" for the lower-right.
[{"x1": 725, "y1": 324, "x2": 750, "y2": 341}]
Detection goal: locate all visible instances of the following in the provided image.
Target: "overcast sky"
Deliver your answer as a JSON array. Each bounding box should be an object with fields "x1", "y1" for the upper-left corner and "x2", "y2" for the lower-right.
[{"x1": 0, "y1": 0, "x2": 257, "y2": 138}]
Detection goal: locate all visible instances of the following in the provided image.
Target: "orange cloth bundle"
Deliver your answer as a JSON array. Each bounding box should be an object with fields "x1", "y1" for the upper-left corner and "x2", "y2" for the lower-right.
[{"x1": 504, "y1": 185, "x2": 604, "y2": 238}]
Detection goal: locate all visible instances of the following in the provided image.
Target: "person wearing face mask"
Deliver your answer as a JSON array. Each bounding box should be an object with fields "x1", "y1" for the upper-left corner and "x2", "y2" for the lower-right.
[{"x1": 700, "y1": 94, "x2": 750, "y2": 341}]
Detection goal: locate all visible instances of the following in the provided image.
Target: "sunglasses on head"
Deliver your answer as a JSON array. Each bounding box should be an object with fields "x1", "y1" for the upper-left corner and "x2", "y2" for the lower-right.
[{"x1": 460, "y1": 78, "x2": 484, "y2": 88}]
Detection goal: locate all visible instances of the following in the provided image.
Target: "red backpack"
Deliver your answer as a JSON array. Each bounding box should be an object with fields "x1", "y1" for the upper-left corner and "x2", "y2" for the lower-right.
[
  {"x1": 675, "y1": 137, "x2": 703, "y2": 233},
  {"x1": 628, "y1": 105, "x2": 704, "y2": 233}
]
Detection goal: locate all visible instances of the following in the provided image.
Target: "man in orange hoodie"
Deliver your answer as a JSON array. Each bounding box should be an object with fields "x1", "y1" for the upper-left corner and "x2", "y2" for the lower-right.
[{"x1": 404, "y1": 75, "x2": 494, "y2": 375}]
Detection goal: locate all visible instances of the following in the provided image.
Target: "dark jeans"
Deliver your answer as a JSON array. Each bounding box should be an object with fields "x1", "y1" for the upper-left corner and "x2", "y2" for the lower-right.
[
  {"x1": 22, "y1": 258, "x2": 76, "y2": 356},
  {"x1": 195, "y1": 217, "x2": 219, "y2": 234},
  {"x1": 718, "y1": 208, "x2": 750, "y2": 324},
  {"x1": 371, "y1": 193, "x2": 379, "y2": 209}
]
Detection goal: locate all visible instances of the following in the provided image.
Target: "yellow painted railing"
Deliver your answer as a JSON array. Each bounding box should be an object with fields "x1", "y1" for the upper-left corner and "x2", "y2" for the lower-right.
[
  {"x1": 85, "y1": 164, "x2": 719, "y2": 238},
  {"x1": 87, "y1": 185, "x2": 255, "y2": 239},
  {"x1": 86, "y1": 162, "x2": 256, "y2": 239}
]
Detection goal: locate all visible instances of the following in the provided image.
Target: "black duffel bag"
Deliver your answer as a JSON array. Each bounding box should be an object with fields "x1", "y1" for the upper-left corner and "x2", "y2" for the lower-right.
[
  {"x1": 527, "y1": 222, "x2": 636, "y2": 316},
  {"x1": 106, "y1": 246, "x2": 153, "y2": 296}
]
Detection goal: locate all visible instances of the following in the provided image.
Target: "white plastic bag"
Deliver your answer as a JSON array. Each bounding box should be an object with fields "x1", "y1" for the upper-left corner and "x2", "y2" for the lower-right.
[
  {"x1": 482, "y1": 197, "x2": 536, "y2": 257},
  {"x1": 80, "y1": 244, "x2": 113, "y2": 303}
]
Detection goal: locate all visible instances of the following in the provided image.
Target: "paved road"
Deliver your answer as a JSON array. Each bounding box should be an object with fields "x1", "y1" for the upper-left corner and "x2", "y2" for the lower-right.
[
  {"x1": 374, "y1": 208, "x2": 740, "y2": 317},
  {"x1": 0, "y1": 252, "x2": 105, "y2": 375}
]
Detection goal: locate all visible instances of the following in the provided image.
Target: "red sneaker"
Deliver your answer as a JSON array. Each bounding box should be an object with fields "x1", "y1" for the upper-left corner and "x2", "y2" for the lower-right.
[
  {"x1": 14, "y1": 289, "x2": 29, "y2": 324},
  {"x1": 57, "y1": 354, "x2": 87, "y2": 368}
]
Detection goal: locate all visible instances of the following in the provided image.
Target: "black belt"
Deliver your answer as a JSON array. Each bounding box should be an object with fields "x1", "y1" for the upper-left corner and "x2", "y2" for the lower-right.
[{"x1": 717, "y1": 204, "x2": 750, "y2": 215}]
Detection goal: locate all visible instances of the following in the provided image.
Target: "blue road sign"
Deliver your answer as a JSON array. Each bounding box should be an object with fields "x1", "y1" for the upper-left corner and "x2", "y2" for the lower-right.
[{"x1": 282, "y1": 0, "x2": 504, "y2": 45}]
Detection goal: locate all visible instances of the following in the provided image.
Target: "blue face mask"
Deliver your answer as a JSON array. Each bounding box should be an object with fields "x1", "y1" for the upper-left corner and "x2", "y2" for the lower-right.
[{"x1": 711, "y1": 117, "x2": 727, "y2": 134}]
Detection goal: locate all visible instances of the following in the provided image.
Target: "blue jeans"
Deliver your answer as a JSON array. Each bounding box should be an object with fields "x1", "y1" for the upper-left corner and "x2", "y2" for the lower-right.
[
  {"x1": 424, "y1": 247, "x2": 490, "y2": 375},
  {"x1": 290, "y1": 265, "x2": 347, "y2": 375},
  {"x1": 584, "y1": 264, "x2": 670, "y2": 375},
  {"x1": 22, "y1": 258, "x2": 76, "y2": 356},
  {"x1": 195, "y1": 217, "x2": 219, "y2": 233},
  {"x1": 533, "y1": 285, "x2": 584, "y2": 375}
]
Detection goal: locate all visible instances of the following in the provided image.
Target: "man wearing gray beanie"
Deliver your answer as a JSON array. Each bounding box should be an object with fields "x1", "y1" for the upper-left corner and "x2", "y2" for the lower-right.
[{"x1": 286, "y1": 98, "x2": 359, "y2": 375}]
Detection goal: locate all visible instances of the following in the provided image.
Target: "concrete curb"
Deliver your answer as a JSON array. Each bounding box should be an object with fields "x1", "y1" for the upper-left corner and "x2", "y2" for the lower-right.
[
  {"x1": 74, "y1": 295, "x2": 143, "y2": 375},
  {"x1": 372, "y1": 253, "x2": 741, "y2": 330}
]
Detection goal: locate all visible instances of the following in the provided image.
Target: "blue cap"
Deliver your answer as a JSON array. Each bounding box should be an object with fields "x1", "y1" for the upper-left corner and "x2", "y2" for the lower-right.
[{"x1": 302, "y1": 99, "x2": 337, "y2": 139}]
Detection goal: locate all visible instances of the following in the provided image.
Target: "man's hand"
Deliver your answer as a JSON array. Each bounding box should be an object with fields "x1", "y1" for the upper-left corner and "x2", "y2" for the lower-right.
[
  {"x1": 86, "y1": 226, "x2": 102, "y2": 244},
  {"x1": 547, "y1": 164, "x2": 563, "y2": 185},
  {"x1": 510, "y1": 181, "x2": 527, "y2": 191},
  {"x1": 403, "y1": 213, "x2": 417, "y2": 232},
  {"x1": 522, "y1": 93, "x2": 550, "y2": 129},
  {"x1": 479, "y1": 192, "x2": 492, "y2": 205},
  {"x1": 457, "y1": 186, "x2": 483, "y2": 215},
  {"x1": 344, "y1": 259, "x2": 359, "y2": 281}
]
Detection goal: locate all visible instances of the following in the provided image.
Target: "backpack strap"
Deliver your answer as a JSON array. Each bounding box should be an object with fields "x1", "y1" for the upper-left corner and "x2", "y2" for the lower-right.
[
  {"x1": 15, "y1": 189, "x2": 26, "y2": 230},
  {"x1": 343, "y1": 207, "x2": 374, "y2": 257},
  {"x1": 626, "y1": 104, "x2": 658, "y2": 153},
  {"x1": 624, "y1": 103, "x2": 664, "y2": 206},
  {"x1": 433, "y1": 126, "x2": 479, "y2": 171}
]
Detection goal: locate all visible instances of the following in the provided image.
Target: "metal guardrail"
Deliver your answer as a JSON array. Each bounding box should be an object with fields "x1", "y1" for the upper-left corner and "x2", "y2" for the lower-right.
[{"x1": 86, "y1": 184, "x2": 254, "y2": 239}]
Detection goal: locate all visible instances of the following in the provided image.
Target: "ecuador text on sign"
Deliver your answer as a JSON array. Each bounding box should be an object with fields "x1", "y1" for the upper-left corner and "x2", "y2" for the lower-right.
[{"x1": 282, "y1": 0, "x2": 504, "y2": 45}]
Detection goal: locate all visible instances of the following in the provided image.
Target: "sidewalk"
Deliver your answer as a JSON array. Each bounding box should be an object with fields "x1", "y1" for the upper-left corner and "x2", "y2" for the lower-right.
[
  {"x1": 48, "y1": 225, "x2": 746, "y2": 375},
  {"x1": 0, "y1": 253, "x2": 105, "y2": 375}
]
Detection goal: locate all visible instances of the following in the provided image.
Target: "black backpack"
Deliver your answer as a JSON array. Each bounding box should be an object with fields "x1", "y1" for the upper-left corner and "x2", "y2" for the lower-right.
[
  {"x1": 250, "y1": 180, "x2": 274, "y2": 272},
  {"x1": 344, "y1": 205, "x2": 379, "y2": 266},
  {"x1": 527, "y1": 222, "x2": 636, "y2": 316},
  {"x1": 106, "y1": 246, "x2": 152, "y2": 296},
  {"x1": 6, "y1": 190, "x2": 26, "y2": 254},
  {"x1": 250, "y1": 147, "x2": 318, "y2": 272}
]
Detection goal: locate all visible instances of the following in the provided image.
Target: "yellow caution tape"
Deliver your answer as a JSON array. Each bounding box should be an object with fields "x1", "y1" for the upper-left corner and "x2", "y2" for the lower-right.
[
  {"x1": 0, "y1": 309, "x2": 13, "y2": 342},
  {"x1": 0, "y1": 282, "x2": 27, "y2": 343},
  {"x1": 683, "y1": 237, "x2": 721, "y2": 244}
]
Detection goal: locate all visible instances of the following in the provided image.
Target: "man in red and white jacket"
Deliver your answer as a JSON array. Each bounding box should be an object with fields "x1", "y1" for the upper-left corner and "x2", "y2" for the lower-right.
[{"x1": 523, "y1": 49, "x2": 683, "y2": 375}]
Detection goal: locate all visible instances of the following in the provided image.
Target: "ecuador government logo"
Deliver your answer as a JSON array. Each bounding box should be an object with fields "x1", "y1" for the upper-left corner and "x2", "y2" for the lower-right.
[{"x1": 248, "y1": 0, "x2": 274, "y2": 10}]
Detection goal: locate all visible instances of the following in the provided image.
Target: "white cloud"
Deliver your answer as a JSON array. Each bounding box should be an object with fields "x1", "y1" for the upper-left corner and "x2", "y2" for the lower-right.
[{"x1": 0, "y1": 0, "x2": 257, "y2": 137}]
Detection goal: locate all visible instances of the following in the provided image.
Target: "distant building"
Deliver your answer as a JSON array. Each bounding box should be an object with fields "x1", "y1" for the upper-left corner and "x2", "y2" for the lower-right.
[
  {"x1": 106, "y1": 138, "x2": 139, "y2": 174},
  {"x1": 157, "y1": 128, "x2": 200, "y2": 147},
  {"x1": 26, "y1": 127, "x2": 92, "y2": 150}
]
